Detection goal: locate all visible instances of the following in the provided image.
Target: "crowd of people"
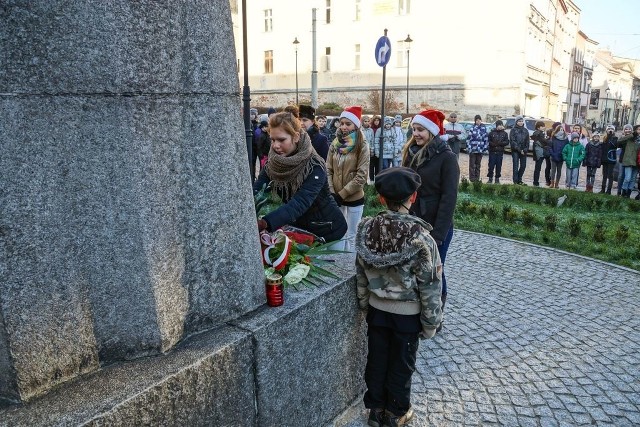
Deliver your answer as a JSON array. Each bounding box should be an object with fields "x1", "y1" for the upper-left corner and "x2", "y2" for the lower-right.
[
  {"x1": 249, "y1": 102, "x2": 638, "y2": 427},
  {"x1": 251, "y1": 104, "x2": 459, "y2": 427},
  {"x1": 441, "y1": 114, "x2": 640, "y2": 197}
]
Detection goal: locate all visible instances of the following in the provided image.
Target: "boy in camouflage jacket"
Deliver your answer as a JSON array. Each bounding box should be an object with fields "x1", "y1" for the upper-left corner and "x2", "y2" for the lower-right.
[{"x1": 355, "y1": 167, "x2": 443, "y2": 427}]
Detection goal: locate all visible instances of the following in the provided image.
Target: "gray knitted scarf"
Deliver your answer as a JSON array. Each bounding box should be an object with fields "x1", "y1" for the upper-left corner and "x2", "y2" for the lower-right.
[{"x1": 265, "y1": 130, "x2": 325, "y2": 200}]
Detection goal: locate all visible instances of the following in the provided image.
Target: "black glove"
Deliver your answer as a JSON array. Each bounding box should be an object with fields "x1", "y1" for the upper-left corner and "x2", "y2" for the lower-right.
[{"x1": 332, "y1": 193, "x2": 343, "y2": 206}]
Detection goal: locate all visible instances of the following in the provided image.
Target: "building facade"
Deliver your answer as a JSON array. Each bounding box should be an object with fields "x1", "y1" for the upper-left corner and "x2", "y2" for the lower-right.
[{"x1": 232, "y1": 0, "x2": 638, "y2": 124}]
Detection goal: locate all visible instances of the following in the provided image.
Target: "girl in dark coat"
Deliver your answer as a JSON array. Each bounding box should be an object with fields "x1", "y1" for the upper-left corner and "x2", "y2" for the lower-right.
[
  {"x1": 600, "y1": 125, "x2": 618, "y2": 194},
  {"x1": 402, "y1": 109, "x2": 459, "y2": 327},
  {"x1": 583, "y1": 133, "x2": 602, "y2": 192},
  {"x1": 548, "y1": 125, "x2": 569, "y2": 188},
  {"x1": 254, "y1": 112, "x2": 347, "y2": 242}
]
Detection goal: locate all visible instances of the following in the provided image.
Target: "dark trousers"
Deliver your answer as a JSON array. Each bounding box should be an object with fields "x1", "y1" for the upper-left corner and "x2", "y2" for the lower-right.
[
  {"x1": 532, "y1": 158, "x2": 545, "y2": 186},
  {"x1": 544, "y1": 157, "x2": 552, "y2": 184},
  {"x1": 586, "y1": 166, "x2": 598, "y2": 186},
  {"x1": 438, "y1": 225, "x2": 453, "y2": 302},
  {"x1": 468, "y1": 153, "x2": 482, "y2": 181},
  {"x1": 370, "y1": 156, "x2": 379, "y2": 180},
  {"x1": 487, "y1": 152, "x2": 504, "y2": 178},
  {"x1": 364, "y1": 324, "x2": 419, "y2": 416},
  {"x1": 601, "y1": 163, "x2": 615, "y2": 192},
  {"x1": 512, "y1": 152, "x2": 527, "y2": 183}
]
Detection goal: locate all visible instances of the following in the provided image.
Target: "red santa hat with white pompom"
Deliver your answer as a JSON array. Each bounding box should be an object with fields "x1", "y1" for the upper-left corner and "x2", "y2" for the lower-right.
[
  {"x1": 340, "y1": 106, "x2": 362, "y2": 128},
  {"x1": 411, "y1": 109, "x2": 446, "y2": 139}
]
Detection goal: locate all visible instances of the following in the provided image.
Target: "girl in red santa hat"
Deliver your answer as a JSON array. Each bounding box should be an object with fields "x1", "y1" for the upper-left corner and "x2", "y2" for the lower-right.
[
  {"x1": 326, "y1": 106, "x2": 370, "y2": 252},
  {"x1": 402, "y1": 109, "x2": 460, "y2": 331}
]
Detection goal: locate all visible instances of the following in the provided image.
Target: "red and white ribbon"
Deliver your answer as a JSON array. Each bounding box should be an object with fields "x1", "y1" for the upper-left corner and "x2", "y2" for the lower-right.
[{"x1": 262, "y1": 232, "x2": 292, "y2": 270}]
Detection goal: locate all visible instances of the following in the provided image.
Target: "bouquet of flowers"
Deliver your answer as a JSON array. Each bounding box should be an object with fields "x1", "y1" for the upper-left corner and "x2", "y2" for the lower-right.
[{"x1": 260, "y1": 226, "x2": 344, "y2": 289}]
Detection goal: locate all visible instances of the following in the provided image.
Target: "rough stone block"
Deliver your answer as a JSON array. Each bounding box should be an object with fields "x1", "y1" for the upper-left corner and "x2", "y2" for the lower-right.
[
  {"x1": 232, "y1": 255, "x2": 368, "y2": 427},
  {"x1": 0, "y1": 0, "x2": 264, "y2": 402},
  {"x1": 0, "y1": 1, "x2": 239, "y2": 94},
  {"x1": 0, "y1": 326, "x2": 255, "y2": 426}
]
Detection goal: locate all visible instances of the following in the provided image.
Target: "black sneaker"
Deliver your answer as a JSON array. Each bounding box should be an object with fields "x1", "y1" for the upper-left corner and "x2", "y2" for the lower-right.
[
  {"x1": 368, "y1": 408, "x2": 385, "y2": 427},
  {"x1": 384, "y1": 407, "x2": 414, "y2": 427}
]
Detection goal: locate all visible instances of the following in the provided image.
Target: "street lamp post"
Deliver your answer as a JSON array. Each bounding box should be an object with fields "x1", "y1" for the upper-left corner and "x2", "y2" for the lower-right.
[
  {"x1": 404, "y1": 34, "x2": 413, "y2": 115},
  {"x1": 293, "y1": 37, "x2": 300, "y2": 105},
  {"x1": 241, "y1": 0, "x2": 252, "y2": 179}
]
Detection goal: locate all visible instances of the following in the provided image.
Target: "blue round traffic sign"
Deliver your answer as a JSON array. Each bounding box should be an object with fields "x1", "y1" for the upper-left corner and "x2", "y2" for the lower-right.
[{"x1": 375, "y1": 36, "x2": 391, "y2": 67}]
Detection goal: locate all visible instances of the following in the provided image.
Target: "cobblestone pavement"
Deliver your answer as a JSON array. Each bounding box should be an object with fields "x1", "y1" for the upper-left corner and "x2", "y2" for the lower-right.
[
  {"x1": 335, "y1": 230, "x2": 640, "y2": 427},
  {"x1": 456, "y1": 152, "x2": 638, "y2": 197}
]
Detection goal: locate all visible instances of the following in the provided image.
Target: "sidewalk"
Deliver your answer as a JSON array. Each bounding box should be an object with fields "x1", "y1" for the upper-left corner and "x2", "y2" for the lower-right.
[{"x1": 334, "y1": 230, "x2": 640, "y2": 426}]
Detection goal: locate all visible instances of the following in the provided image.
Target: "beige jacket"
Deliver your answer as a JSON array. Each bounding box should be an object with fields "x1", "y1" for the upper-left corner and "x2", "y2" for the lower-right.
[{"x1": 327, "y1": 141, "x2": 370, "y2": 202}]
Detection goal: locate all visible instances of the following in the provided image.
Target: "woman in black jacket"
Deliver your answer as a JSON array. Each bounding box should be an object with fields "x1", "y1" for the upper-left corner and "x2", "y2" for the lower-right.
[
  {"x1": 600, "y1": 125, "x2": 618, "y2": 194},
  {"x1": 254, "y1": 112, "x2": 347, "y2": 242},
  {"x1": 402, "y1": 109, "x2": 460, "y2": 325}
]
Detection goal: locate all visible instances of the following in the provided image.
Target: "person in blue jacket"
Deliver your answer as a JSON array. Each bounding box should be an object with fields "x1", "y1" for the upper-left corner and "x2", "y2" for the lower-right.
[{"x1": 254, "y1": 112, "x2": 347, "y2": 243}]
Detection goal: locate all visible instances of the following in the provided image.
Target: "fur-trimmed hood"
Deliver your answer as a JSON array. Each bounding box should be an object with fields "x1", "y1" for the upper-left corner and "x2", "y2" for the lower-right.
[{"x1": 356, "y1": 211, "x2": 433, "y2": 269}]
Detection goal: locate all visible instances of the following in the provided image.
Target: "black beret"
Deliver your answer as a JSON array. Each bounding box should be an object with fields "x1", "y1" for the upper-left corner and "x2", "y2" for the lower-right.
[
  {"x1": 374, "y1": 167, "x2": 422, "y2": 202},
  {"x1": 298, "y1": 105, "x2": 315, "y2": 120}
]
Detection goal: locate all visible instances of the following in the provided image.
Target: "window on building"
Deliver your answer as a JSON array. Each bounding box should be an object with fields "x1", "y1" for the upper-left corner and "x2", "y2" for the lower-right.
[
  {"x1": 326, "y1": 0, "x2": 331, "y2": 24},
  {"x1": 398, "y1": 0, "x2": 410, "y2": 15},
  {"x1": 396, "y1": 40, "x2": 409, "y2": 67},
  {"x1": 264, "y1": 50, "x2": 273, "y2": 74},
  {"x1": 323, "y1": 46, "x2": 331, "y2": 71},
  {"x1": 354, "y1": 44, "x2": 360, "y2": 70},
  {"x1": 355, "y1": 0, "x2": 361, "y2": 21},
  {"x1": 264, "y1": 9, "x2": 272, "y2": 32}
]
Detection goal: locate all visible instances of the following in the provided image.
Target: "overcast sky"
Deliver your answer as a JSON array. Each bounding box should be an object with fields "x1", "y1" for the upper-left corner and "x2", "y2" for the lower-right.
[{"x1": 577, "y1": 0, "x2": 640, "y2": 59}]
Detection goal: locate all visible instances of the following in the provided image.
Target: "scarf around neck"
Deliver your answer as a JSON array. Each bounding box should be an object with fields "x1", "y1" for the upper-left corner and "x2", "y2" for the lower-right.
[
  {"x1": 265, "y1": 131, "x2": 325, "y2": 200},
  {"x1": 404, "y1": 136, "x2": 448, "y2": 168},
  {"x1": 332, "y1": 130, "x2": 358, "y2": 154}
]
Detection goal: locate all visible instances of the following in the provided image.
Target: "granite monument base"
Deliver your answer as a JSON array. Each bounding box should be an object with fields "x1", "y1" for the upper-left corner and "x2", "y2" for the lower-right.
[{"x1": 0, "y1": 261, "x2": 366, "y2": 426}]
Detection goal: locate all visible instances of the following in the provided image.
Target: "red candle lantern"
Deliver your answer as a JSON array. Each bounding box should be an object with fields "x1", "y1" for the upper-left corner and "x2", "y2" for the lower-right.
[{"x1": 265, "y1": 273, "x2": 284, "y2": 307}]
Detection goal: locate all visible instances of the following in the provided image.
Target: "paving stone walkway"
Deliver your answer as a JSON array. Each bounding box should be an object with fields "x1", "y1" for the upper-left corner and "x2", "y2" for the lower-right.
[{"x1": 335, "y1": 230, "x2": 640, "y2": 426}]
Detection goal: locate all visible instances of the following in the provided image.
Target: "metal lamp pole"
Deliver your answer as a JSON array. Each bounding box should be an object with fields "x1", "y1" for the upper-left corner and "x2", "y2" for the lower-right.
[
  {"x1": 241, "y1": 0, "x2": 252, "y2": 179},
  {"x1": 293, "y1": 37, "x2": 300, "y2": 105},
  {"x1": 404, "y1": 34, "x2": 412, "y2": 115}
]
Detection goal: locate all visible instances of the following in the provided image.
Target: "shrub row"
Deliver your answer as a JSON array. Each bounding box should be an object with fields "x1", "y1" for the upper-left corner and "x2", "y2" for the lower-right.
[
  {"x1": 457, "y1": 199, "x2": 633, "y2": 244},
  {"x1": 459, "y1": 178, "x2": 640, "y2": 212}
]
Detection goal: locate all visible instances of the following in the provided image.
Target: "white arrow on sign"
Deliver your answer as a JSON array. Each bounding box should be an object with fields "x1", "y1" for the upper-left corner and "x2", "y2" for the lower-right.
[{"x1": 377, "y1": 42, "x2": 390, "y2": 64}]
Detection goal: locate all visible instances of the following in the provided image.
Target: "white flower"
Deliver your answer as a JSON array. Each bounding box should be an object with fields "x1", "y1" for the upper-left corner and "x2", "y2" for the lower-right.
[{"x1": 283, "y1": 264, "x2": 311, "y2": 285}]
